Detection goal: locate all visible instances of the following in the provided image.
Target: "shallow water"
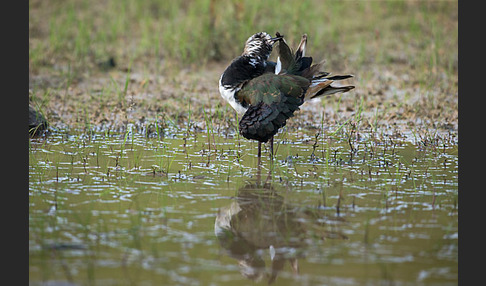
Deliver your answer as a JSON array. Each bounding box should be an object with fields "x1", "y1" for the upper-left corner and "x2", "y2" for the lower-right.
[{"x1": 29, "y1": 127, "x2": 458, "y2": 285}]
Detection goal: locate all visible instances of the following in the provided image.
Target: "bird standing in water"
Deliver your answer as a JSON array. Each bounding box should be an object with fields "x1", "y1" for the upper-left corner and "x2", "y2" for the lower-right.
[{"x1": 219, "y1": 32, "x2": 354, "y2": 160}]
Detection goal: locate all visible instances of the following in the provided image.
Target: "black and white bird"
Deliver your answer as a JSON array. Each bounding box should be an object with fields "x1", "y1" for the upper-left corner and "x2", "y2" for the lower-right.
[{"x1": 219, "y1": 32, "x2": 354, "y2": 159}]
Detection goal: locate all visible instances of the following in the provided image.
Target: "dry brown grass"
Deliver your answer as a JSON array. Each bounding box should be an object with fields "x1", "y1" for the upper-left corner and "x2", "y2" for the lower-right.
[{"x1": 29, "y1": 0, "x2": 458, "y2": 140}]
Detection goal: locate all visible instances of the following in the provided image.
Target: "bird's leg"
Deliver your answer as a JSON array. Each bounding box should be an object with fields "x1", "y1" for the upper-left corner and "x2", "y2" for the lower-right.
[
  {"x1": 270, "y1": 136, "x2": 274, "y2": 160},
  {"x1": 258, "y1": 141, "x2": 262, "y2": 158}
]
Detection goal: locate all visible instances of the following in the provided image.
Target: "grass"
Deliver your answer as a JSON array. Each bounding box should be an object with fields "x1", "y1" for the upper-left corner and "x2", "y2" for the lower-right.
[
  {"x1": 30, "y1": 0, "x2": 457, "y2": 135},
  {"x1": 29, "y1": 0, "x2": 458, "y2": 237},
  {"x1": 31, "y1": 1, "x2": 456, "y2": 69}
]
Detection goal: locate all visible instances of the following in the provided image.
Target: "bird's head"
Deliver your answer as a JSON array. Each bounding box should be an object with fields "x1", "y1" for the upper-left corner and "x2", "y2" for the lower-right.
[{"x1": 242, "y1": 32, "x2": 283, "y2": 60}]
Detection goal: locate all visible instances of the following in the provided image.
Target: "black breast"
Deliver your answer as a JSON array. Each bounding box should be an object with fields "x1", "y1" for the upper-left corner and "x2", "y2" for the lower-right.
[{"x1": 221, "y1": 56, "x2": 266, "y2": 88}]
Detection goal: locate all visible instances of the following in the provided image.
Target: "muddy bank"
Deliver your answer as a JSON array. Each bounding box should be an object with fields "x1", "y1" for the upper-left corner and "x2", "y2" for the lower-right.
[
  {"x1": 29, "y1": 0, "x2": 457, "y2": 140},
  {"x1": 29, "y1": 59, "x2": 457, "y2": 145}
]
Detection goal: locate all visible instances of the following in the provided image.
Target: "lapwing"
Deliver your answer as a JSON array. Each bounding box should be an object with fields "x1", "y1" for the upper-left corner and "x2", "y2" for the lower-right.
[{"x1": 219, "y1": 32, "x2": 354, "y2": 159}]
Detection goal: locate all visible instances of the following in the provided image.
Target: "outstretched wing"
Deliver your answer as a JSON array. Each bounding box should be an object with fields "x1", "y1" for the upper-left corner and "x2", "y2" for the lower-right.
[
  {"x1": 237, "y1": 73, "x2": 308, "y2": 142},
  {"x1": 276, "y1": 33, "x2": 355, "y2": 100},
  {"x1": 275, "y1": 33, "x2": 313, "y2": 76}
]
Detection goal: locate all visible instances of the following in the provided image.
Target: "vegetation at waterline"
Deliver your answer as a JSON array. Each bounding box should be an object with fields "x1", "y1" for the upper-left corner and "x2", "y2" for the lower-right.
[{"x1": 29, "y1": 0, "x2": 457, "y2": 137}]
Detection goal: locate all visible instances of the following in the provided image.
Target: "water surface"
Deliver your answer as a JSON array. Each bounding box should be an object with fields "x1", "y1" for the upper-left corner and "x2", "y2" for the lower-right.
[{"x1": 29, "y1": 127, "x2": 458, "y2": 285}]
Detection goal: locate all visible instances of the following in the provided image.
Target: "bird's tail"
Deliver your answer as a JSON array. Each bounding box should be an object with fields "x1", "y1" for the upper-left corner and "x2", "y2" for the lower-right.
[
  {"x1": 274, "y1": 33, "x2": 355, "y2": 101},
  {"x1": 305, "y1": 73, "x2": 355, "y2": 101}
]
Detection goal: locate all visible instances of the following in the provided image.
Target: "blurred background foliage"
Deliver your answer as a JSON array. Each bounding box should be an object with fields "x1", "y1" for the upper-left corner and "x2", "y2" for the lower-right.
[{"x1": 29, "y1": 0, "x2": 457, "y2": 76}]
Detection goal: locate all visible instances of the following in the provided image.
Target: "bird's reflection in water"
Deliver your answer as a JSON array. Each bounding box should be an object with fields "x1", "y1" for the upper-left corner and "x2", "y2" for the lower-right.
[{"x1": 215, "y1": 170, "x2": 348, "y2": 284}]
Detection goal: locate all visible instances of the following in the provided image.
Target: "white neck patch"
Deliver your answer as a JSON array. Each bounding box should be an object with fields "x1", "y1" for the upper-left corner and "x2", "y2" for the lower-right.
[
  {"x1": 275, "y1": 56, "x2": 282, "y2": 74},
  {"x1": 218, "y1": 75, "x2": 248, "y2": 115}
]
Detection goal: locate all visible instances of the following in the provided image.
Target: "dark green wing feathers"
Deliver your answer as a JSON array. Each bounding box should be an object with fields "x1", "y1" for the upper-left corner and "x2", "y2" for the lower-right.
[
  {"x1": 238, "y1": 34, "x2": 354, "y2": 143},
  {"x1": 238, "y1": 35, "x2": 310, "y2": 143},
  {"x1": 238, "y1": 73, "x2": 307, "y2": 142},
  {"x1": 237, "y1": 73, "x2": 309, "y2": 106}
]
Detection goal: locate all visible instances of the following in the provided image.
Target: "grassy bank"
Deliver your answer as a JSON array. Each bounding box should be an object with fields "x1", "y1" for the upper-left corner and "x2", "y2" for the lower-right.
[{"x1": 29, "y1": 0, "x2": 458, "y2": 138}]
